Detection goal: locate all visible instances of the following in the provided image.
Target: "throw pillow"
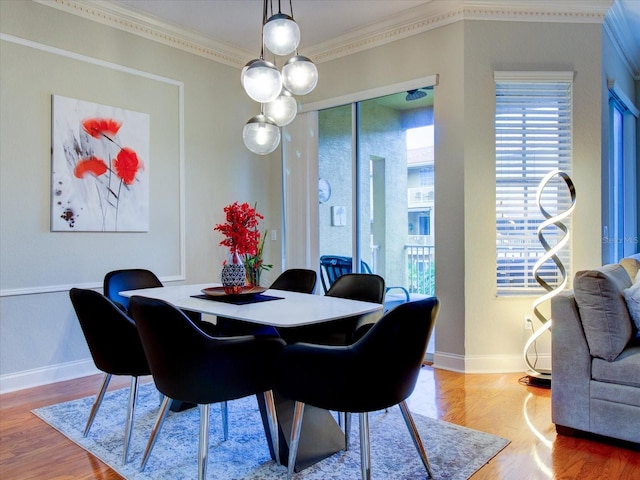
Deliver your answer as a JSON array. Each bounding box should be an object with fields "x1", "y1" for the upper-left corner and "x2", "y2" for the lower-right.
[
  {"x1": 624, "y1": 271, "x2": 640, "y2": 331},
  {"x1": 573, "y1": 264, "x2": 633, "y2": 361},
  {"x1": 620, "y1": 256, "x2": 640, "y2": 281}
]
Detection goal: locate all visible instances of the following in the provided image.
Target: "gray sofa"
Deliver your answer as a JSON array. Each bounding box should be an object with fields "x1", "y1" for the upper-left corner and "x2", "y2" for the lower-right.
[{"x1": 551, "y1": 257, "x2": 640, "y2": 444}]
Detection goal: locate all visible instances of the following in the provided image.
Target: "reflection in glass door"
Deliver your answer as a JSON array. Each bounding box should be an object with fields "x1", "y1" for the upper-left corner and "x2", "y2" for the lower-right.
[{"x1": 317, "y1": 89, "x2": 435, "y2": 353}]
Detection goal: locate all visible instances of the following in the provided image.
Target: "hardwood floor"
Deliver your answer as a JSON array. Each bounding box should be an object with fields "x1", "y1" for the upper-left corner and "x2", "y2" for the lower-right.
[{"x1": 1, "y1": 367, "x2": 638, "y2": 479}]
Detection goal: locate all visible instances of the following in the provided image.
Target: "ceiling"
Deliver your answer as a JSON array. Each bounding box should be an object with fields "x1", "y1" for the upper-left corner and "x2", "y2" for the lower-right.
[
  {"x1": 107, "y1": 0, "x2": 640, "y2": 72},
  {"x1": 111, "y1": 0, "x2": 435, "y2": 58}
]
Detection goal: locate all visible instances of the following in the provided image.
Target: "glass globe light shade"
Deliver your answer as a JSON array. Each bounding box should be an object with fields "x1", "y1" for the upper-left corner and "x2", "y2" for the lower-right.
[
  {"x1": 240, "y1": 58, "x2": 260, "y2": 89},
  {"x1": 243, "y1": 60, "x2": 282, "y2": 103},
  {"x1": 264, "y1": 89, "x2": 297, "y2": 126},
  {"x1": 243, "y1": 114, "x2": 281, "y2": 155},
  {"x1": 263, "y1": 13, "x2": 300, "y2": 56},
  {"x1": 282, "y1": 55, "x2": 318, "y2": 95}
]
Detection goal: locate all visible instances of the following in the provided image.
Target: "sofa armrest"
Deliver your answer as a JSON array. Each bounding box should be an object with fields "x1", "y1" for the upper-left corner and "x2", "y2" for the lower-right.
[{"x1": 551, "y1": 291, "x2": 592, "y2": 431}]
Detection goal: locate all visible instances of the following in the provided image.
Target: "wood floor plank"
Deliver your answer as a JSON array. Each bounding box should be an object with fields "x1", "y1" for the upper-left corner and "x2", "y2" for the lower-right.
[{"x1": 1, "y1": 369, "x2": 638, "y2": 479}]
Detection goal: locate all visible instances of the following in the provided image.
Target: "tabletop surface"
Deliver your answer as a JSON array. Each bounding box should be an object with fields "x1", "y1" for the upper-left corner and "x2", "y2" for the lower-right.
[{"x1": 120, "y1": 283, "x2": 382, "y2": 328}]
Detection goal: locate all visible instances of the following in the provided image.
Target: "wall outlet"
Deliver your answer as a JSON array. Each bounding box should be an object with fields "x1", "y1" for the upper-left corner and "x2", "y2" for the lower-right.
[{"x1": 524, "y1": 315, "x2": 534, "y2": 331}]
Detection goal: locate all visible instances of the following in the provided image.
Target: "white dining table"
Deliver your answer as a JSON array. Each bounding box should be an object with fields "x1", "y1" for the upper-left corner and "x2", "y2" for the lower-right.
[
  {"x1": 119, "y1": 283, "x2": 382, "y2": 328},
  {"x1": 120, "y1": 282, "x2": 382, "y2": 471}
]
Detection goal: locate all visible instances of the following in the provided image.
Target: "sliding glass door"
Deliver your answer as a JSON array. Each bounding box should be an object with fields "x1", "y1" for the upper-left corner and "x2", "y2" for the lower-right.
[{"x1": 317, "y1": 89, "x2": 435, "y2": 297}]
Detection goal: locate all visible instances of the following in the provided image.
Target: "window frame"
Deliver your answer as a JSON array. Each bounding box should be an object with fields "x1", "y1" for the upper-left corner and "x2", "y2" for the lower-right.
[{"x1": 494, "y1": 71, "x2": 574, "y2": 295}]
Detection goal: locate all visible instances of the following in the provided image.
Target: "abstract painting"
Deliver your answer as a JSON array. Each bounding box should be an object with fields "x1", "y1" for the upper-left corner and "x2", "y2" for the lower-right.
[{"x1": 51, "y1": 95, "x2": 150, "y2": 231}]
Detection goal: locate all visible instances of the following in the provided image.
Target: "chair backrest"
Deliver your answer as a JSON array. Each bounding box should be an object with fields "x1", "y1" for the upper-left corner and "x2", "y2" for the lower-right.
[
  {"x1": 103, "y1": 269, "x2": 163, "y2": 311},
  {"x1": 352, "y1": 296, "x2": 439, "y2": 407},
  {"x1": 270, "y1": 269, "x2": 317, "y2": 294},
  {"x1": 325, "y1": 273, "x2": 385, "y2": 304},
  {"x1": 319, "y1": 255, "x2": 352, "y2": 293},
  {"x1": 69, "y1": 288, "x2": 150, "y2": 376},
  {"x1": 129, "y1": 295, "x2": 285, "y2": 405},
  {"x1": 276, "y1": 296, "x2": 439, "y2": 412},
  {"x1": 319, "y1": 255, "x2": 377, "y2": 293}
]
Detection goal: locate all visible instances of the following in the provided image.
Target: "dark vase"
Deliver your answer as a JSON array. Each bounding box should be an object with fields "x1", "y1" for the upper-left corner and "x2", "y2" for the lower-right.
[{"x1": 221, "y1": 251, "x2": 246, "y2": 294}]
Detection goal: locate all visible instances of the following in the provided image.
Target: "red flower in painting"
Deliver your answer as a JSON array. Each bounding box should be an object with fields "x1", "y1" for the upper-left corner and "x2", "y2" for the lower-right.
[
  {"x1": 214, "y1": 202, "x2": 263, "y2": 256},
  {"x1": 113, "y1": 147, "x2": 142, "y2": 185},
  {"x1": 81, "y1": 118, "x2": 122, "y2": 139},
  {"x1": 74, "y1": 156, "x2": 108, "y2": 178}
]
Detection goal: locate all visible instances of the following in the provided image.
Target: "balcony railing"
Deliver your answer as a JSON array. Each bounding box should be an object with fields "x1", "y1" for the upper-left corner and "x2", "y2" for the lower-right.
[{"x1": 405, "y1": 244, "x2": 435, "y2": 295}]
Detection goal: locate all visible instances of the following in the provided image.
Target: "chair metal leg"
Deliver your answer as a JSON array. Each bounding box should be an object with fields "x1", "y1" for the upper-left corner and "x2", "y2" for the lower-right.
[
  {"x1": 122, "y1": 376, "x2": 140, "y2": 464},
  {"x1": 359, "y1": 412, "x2": 371, "y2": 480},
  {"x1": 221, "y1": 400, "x2": 229, "y2": 441},
  {"x1": 139, "y1": 395, "x2": 172, "y2": 471},
  {"x1": 83, "y1": 373, "x2": 111, "y2": 436},
  {"x1": 398, "y1": 400, "x2": 433, "y2": 478},
  {"x1": 263, "y1": 391, "x2": 280, "y2": 465},
  {"x1": 198, "y1": 404, "x2": 210, "y2": 480},
  {"x1": 344, "y1": 412, "x2": 351, "y2": 451},
  {"x1": 287, "y1": 401, "x2": 305, "y2": 480}
]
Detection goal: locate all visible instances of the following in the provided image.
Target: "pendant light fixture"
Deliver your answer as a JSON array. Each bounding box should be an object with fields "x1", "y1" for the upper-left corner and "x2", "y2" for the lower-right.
[
  {"x1": 263, "y1": 12, "x2": 300, "y2": 56},
  {"x1": 243, "y1": 59, "x2": 282, "y2": 103},
  {"x1": 282, "y1": 55, "x2": 318, "y2": 95},
  {"x1": 264, "y1": 88, "x2": 297, "y2": 126},
  {"x1": 243, "y1": 114, "x2": 281, "y2": 155},
  {"x1": 242, "y1": 0, "x2": 317, "y2": 155}
]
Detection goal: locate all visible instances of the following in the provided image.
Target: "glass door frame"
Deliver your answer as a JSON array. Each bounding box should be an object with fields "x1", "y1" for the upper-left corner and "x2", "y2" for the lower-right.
[{"x1": 286, "y1": 75, "x2": 439, "y2": 273}]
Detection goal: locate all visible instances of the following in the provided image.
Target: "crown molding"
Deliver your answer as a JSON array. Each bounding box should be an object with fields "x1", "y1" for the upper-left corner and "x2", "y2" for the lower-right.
[
  {"x1": 604, "y1": 0, "x2": 640, "y2": 80},
  {"x1": 35, "y1": 0, "x2": 625, "y2": 70},
  {"x1": 34, "y1": 0, "x2": 251, "y2": 68}
]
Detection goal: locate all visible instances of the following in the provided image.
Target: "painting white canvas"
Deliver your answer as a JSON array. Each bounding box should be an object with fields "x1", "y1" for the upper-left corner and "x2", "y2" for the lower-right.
[{"x1": 51, "y1": 95, "x2": 150, "y2": 231}]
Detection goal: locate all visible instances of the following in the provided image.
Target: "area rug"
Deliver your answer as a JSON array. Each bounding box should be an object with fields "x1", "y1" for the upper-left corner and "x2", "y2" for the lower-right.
[{"x1": 32, "y1": 382, "x2": 509, "y2": 479}]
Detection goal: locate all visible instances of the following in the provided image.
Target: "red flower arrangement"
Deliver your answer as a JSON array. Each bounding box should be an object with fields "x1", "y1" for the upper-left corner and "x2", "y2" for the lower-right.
[
  {"x1": 214, "y1": 202, "x2": 263, "y2": 256},
  {"x1": 214, "y1": 202, "x2": 272, "y2": 286}
]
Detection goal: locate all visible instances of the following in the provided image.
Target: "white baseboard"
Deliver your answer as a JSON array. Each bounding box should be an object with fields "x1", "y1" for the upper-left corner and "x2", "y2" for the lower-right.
[
  {"x1": 1, "y1": 351, "x2": 552, "y2": 394},
  {"x1": 433, "y1": 351, "x2": 551, "y2": 374},
  {"x1": 0, "y1": 359, "x2": 99, "y2": 395}
]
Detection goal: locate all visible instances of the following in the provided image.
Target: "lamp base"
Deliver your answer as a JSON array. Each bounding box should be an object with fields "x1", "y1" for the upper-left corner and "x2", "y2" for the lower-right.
[{"x1": 524, "y1": 369, "x2": 551, "y2": 388}]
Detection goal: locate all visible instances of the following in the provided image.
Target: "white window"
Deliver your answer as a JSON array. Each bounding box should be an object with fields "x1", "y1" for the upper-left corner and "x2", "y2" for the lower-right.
[
  {"x1": 605, "y1": 80, "x2": 638, "y2": 263},
  {"x1": 495, "y1": 72, "x2": 574, "y2": 294}
]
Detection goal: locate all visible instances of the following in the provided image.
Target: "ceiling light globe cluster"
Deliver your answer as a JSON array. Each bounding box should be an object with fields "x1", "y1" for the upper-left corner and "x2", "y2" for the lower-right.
[{"x1": 242, "y1": 1, "x2": 317, "y2": 155}]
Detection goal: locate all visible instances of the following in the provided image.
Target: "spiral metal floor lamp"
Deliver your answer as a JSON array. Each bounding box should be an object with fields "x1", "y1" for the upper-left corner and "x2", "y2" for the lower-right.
[{"x1": 524, "y1": 169, "x2": 576, "y2": 387}]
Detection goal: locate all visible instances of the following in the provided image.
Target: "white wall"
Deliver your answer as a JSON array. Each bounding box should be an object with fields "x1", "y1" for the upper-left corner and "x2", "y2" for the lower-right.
[{"x1": 300, "y1": 20, "x2": 605, "y2": 372}]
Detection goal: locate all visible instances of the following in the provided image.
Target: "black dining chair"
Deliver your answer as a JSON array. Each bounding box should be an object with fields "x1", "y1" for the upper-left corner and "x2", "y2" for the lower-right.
[
  {"x1": 104, "y1": 268, "x2": 210, "y2": 413},
  {"x1": 129, "y1": 295, "x2": 286, "y2": 479},
  {"x1": 270, "y1": 268, "x2": 317, "y2": 293},
  {"x1": 275, "y1": 296, "x2": 440, "y2": 480},
  {"x1": 277, "y1": 273, "x2": 385, "y2": 346},
  {"x1": 103, "y1": 268, "x2": 163, "y2": 312},
  {"x1": 319, "y1": 255, "x2": 410, "y2": 302},
  {"x1": 69, "y1": 288, "x2": 151, "y2": 465}
]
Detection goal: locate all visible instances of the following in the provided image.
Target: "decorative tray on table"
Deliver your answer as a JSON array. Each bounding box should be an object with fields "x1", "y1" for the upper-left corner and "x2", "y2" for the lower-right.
[{"x1": 201, "y1": 286, "x2": 267, "y2": 297}]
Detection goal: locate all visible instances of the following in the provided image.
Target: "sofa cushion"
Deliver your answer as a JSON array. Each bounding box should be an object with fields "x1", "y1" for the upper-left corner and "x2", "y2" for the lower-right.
[
  {"x1": 624, "y1": 272, "x2": 640, "y2": 331},
  {"x1": 573, "y1": 264, "x2": 633, "y2": 361},
  {"x1": 591, "y1": 345, "x2": 640, "y2": 388}
]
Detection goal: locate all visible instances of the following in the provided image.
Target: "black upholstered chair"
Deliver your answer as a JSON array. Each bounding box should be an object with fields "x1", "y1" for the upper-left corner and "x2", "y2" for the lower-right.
[
  {"x1": 319, "y1": 255, "x2": 410, "y2": 303},
  {"x1": 275, "y1": 296, "x2": 440, "y2": 480},
  {"x1": 103, "y1": 268, "x2": 162, "y2": 312},
  {"x1": 270, "y1": 268, "x2": 317, "y2": 294},
  {"x1": 129, "y1": 295, "x2": 286, "y2": 479},
  {"x1": 104, "y1": 268, "x2": 209, "y2": 413},
  {"x1": 277, "y1": 273, "x2": 385, "y2": 345},
  {"x1": 69, "y1": 288, "x2": 151, "y2": 465}
]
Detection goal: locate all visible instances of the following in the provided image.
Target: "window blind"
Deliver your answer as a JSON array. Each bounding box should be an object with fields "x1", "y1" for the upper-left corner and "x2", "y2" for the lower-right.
[{"x1": 495, "y1": 73, "x2": 573, "y2": 294}]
